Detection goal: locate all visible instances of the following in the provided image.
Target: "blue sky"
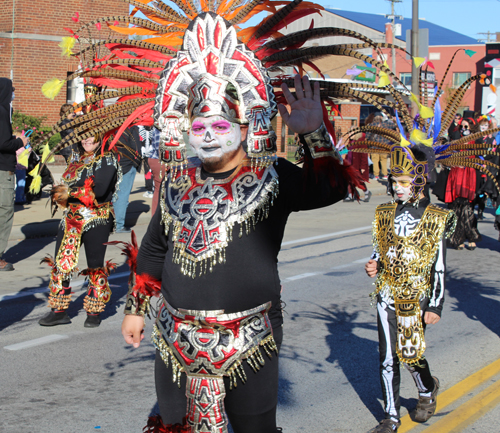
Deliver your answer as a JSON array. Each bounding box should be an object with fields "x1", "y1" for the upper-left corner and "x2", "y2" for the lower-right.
[{"x1": 317, "y1": 0, "x2": 499, "y2": 41}]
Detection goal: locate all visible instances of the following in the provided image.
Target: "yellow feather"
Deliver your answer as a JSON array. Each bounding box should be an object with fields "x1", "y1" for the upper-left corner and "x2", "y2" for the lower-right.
[
  {"x1": 17, "y1": 148, "x2": 30, "y2": 168},
  {"x1": 419, "y1": 105, "x2": 434, "y2": 119},
  {"x1": 410, "y1": 129, "x2": 433, "y2": 147},
  {"x1": 400, "y1": 135, "x2": 411, "y2": 147},
  {"x1": 42, "y1": 78, "x2": 65, "y2": 100},
  {"x1": 59, "y1": 37, "x2": 76, "y2": 57},
  {"x1": 28, "y1": 164, "x2": 42, "y2": 194},
  {"x1": 41, "y1": 144, "x2": 55, "y2": 164},
  {"x1": 410, "y1": 93, "x2": 433, "y2": 119},
  {"x1": 378, "y1": 62, "x2": 390, "y2": 88}
]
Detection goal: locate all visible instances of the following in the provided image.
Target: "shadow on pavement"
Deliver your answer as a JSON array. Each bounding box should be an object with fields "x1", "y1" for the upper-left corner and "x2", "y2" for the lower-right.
[
  {"x1": 126, "y1": 199, "x2": 151, "y2": 228},
  {"x1": 5, "y1": 229, "x2": 56, "y2": 263},
  {"x1": 288, "y1": 303, "x2": 384, "y2": 420},
  {"x1": 0, "y1": 284, "x2": 46, "y2": 332},
  {"x1": 446, "y1": 244, "x2": 500, "y2": 340}
]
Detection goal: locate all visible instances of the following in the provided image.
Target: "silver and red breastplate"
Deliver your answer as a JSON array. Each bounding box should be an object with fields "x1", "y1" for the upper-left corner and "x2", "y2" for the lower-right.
[{"x1": 160, "y1": 160, "x2": 279, "y2": 278}]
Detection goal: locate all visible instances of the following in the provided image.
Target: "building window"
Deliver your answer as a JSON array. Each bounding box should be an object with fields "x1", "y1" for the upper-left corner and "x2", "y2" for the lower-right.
[
  {"x1": 452, "y1": 72, "x2": 471, "y2": 88},
  {"x1": 400, "y1": 72, "x2": 412, "y2": 86}
]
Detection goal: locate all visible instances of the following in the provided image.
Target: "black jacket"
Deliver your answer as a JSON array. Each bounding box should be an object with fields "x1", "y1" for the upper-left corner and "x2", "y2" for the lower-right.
[{"x1": 0, "y1": 78, "x2": 24, "y2": 172}]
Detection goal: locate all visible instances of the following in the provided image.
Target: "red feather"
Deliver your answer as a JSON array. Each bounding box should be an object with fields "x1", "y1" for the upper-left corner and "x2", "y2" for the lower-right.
[
  {"x1": 104, "y1": 230, "x2": 139, "y2": 273},
  {"x1": 135, "y1": 273, "x2": 162, "y2": 298}
]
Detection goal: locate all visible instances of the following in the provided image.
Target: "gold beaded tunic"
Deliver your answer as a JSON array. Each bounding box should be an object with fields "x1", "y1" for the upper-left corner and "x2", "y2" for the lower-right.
[{"x1": 373, "y1": 202, "x2": 456, "y2": 364}]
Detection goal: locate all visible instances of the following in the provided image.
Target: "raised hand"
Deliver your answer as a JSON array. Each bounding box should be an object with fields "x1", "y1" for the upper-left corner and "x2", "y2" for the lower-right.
[{"x1": 278, "y1": 74, "x2": 323, "y2": 135}]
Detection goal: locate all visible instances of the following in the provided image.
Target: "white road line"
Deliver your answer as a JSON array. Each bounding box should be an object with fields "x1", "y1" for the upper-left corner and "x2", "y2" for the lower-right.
[
  {"x1": 0, "y1": 271, "x2": 130, "y2": 302},
  {"x1": 4, "y1": 334, "x2": 69, "y2": 351},
  {"x1": 281, "y1": 226, "x2": 372, "y2": 247},
  {"x1": 283, "y1": 257, "x2": 371, "y2": 283}
]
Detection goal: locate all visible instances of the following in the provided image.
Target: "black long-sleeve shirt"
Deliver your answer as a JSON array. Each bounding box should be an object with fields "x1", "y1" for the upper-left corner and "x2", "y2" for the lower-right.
[
  {"x1": 0, "y1": 78, "x2": 24, "y2": 172},
  {"x1": 66, "y1": 153, "x2": 118, "y2": 205},
  {"x1": 136, "y1": 157, "x2": 347, "y2": 328}
]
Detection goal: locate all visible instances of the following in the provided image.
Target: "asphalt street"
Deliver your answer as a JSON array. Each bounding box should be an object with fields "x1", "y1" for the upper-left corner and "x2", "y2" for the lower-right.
[{"x1": 0, "y1": 176, "x2": 499, "y2": 433}]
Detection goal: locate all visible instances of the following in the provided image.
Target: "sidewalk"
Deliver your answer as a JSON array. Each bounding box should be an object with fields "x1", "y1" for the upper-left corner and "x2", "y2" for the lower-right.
[
  {"x1": 10, "y1": 164, "x2": 155, "y2": 241},
  {"x1": 10, "y1": 165, "x2": 391, "y2": 241}
]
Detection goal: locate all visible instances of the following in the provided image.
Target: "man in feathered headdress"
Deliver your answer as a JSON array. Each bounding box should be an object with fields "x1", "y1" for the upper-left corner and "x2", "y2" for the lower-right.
[{"x1": 119, "y1": 12, "x2": 363, "y2": 433}]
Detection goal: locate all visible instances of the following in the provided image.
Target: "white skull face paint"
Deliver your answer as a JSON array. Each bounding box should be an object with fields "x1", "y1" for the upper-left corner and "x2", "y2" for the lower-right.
[
  {"x1": 391, "y1": 175, "x2": 414, "y2": 202},
  {"x1": 188, "y1": 116, "x2": 242, "y2": 169}
]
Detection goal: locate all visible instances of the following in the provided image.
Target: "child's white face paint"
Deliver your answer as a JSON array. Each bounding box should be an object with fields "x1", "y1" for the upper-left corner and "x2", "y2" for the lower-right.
[
  {"x1": 480, "y1": 123, "x2": 489, "y2": 132},
  {"x1": 392, "y1": 175, "x2": 414, "y2": 202},
  {"x1": 189, "y1": 116, "x2": 241, "y2": 163}
]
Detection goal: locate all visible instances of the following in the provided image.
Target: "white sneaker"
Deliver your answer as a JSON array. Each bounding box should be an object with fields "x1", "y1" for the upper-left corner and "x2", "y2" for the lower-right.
[{"x1": 143, "y1": 191, "x2": 154, "y2": 198}]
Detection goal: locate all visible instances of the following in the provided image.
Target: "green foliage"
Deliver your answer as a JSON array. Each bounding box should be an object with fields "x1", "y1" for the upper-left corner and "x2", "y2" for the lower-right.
[{"x1": 12, "y1": 111, "x2": 61, "y2": 149}]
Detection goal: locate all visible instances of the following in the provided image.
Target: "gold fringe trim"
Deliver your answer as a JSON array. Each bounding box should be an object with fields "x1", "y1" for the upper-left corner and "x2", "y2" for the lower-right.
[
  {"x1": 152, "y1": 325, "x2": 184, "y2": 388},
  {"x1": 152, "y1": 325, "x2": 278, "y2": 390}
]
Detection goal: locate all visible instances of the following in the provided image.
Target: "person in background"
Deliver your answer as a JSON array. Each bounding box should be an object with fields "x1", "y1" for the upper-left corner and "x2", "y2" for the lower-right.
[
  {"x1": 137, "y1": 125, "x2": 155, "y2": 199},
  {"x1": 448, "y1": 113, "x2": 462, "y2": 141},
  {"x1": 0, "y1": 78, "x2": 28, "y2": 271},
  {"x1": 445, "y1": 118, "x2": 481, "y2": 250},
  {"x1": 58, "y1": 104, "x2": 77, "y2": 164},
  {"x1": 38, "y1": 134, "x2": 120, "y2": 327},
  {"x1": 367, "y1": 112, "x2": 395, "y2": 180},
  {"x1": 113, "y1": 125, "x2": 141, "y2": 233}
]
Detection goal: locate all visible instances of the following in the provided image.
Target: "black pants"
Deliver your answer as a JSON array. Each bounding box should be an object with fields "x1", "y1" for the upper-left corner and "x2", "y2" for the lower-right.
[
  {"x1": 55, "y1": 219, "x2": 113, "y2": 288},
  {"x1": 155, "y1": 326, "x2": 283, "y2": 433},
  {"x1": 377, "y1": 297, "x2": 434, "y2": 420}
]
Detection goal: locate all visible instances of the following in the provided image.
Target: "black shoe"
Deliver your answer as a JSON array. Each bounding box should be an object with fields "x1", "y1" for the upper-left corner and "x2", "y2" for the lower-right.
[
  {"x1": 115, "y1": 227, "x2": 131, "y2": 234},
  {"x1": 368, "y1": 419, "x2": 401, "y2": 432},
  {"x1": 343, "y1": 196, "x2": 353, "y2": 202},
  {"x1": 0, "y1": 259, "x2": 14, "y2": 271},
  {"x1": 84, "y1": 314, "x2": 101, "y2": 328},
  {"x1": 363, "y1": 191, "x2": 372, "y2": 203},
  {"x1": 39, "y1": 311, "x2": 71, "y2": 326}
]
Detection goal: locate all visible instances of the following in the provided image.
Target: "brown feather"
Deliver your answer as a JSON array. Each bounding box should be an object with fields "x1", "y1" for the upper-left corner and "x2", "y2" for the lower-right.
[{"x1": 253, "y1": 0, "x2": 303, "y2": 40}]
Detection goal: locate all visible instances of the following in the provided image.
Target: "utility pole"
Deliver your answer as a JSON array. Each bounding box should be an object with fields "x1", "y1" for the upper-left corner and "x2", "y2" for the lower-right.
[
  {"x1": 478, "y1": 31, "x2": 497, "y2": 43},
  {"x1": 411, "y1": 0, "x2": 419, "y2": 113},
  {"x1": 385, "y1": 0, "x2": 402, "y2": 76}
]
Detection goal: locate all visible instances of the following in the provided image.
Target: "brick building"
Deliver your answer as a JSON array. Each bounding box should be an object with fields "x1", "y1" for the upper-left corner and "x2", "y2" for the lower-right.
[{"x1": 0, "y1": 0, "x2": 128, "y2": 125}]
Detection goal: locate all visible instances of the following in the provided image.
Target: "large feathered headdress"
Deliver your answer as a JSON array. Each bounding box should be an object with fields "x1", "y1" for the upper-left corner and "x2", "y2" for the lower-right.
[
  {"x1": 33, "y1": 0, "x2": 413, "y2": 164},
  {"x1": 339, "y1": 50, "x2": 500, "y2": 201}
]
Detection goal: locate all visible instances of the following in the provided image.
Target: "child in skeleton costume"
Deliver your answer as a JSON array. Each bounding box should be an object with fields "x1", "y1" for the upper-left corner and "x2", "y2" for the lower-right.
[
  {"x1": 343, "y1": 52, "x2": 500, "y2": 433},
  {"x1": 38, "y1": 127, "x2": 121, "y2": 328},
  {"x1": 364, "y1": 145, "x2": 456, "y2": 433}
]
